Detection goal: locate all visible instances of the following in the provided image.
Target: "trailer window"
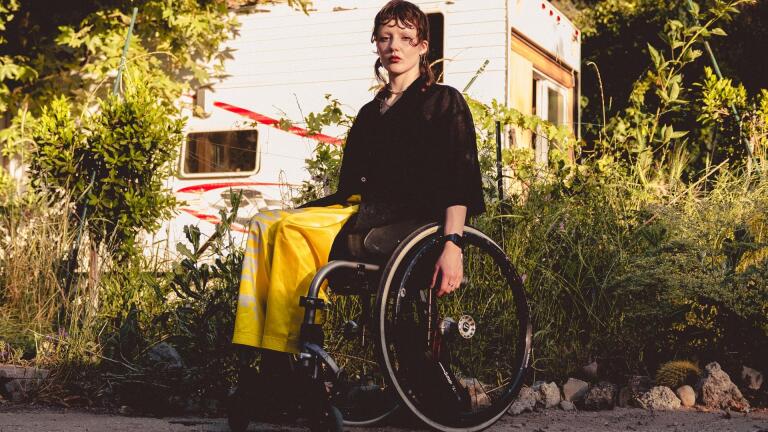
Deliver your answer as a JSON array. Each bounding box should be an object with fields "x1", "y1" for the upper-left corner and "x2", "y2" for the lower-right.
[
  {"x1": 427, "y1": 13, "x2": 444, "y2": 82},
  {"x1": 533, "y1": 75, "x2": 568, "y2": 163},
  {"x1": 183, "y1": 130, "x2": 259, "y2": 175}
]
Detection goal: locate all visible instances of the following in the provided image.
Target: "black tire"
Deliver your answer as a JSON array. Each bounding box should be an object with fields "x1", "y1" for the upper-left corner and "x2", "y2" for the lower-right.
[
  {"x1": 375, "y1": 224, "x2": 532, "y2": 432},
  {"x1": 323, "y1": 280, "x2": 400, "y2": 425},
  {"x1": 227, "y1": 388, "x2": 251, "y2": 432},
  {"x1": 326, "y1": 405, "x2": 345, "y2": 432}
]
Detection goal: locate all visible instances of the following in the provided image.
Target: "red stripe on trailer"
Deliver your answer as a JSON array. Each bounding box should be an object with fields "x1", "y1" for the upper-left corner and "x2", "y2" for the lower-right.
[
  {"x1": 213, "y1": 101, "x2": 344, "y2": 146},
  {"x1": 177, "y1": 181, "x2": 291, "y2": 193},
  {"x1": 179, "y1": 208, "x2": 249, "y2": 232},
  {"x1": 179, "y1": 208, "x2": 220, "y2": 222}
]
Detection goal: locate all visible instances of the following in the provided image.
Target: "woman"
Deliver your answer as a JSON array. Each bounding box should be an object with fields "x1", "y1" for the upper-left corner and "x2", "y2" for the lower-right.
[{"x1": 232, "y1": 0, "x2": 484, "y2": 358}]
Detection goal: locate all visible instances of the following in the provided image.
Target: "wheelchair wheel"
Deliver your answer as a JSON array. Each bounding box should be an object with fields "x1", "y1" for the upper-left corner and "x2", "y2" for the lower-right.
[
  {"x1": 375, "y1": 224, "x2": 532, "y2": 432},
  {"x1": 323, "y1": 287, "x2": 400, "y2": 425}
]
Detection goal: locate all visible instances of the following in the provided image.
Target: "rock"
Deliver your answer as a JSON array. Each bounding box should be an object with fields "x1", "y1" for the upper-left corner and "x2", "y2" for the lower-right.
[
  {"x1": 147, "y1": 342, "x2": 184, "y2": 370},
  {"x1": 560, "y1": 400, "x2": 576, "y2": 411},
  {"x1": 461, "y1": 377, "x2": 492, "y2": 408},
  {"x1": 741, "y1": 366, "x2": 763, "y2": 391},
  {"x1": 583, "y1": 361, "x2": 598, "y2": 379},
  {"x1": 698, "y1": 362, "x2": 750, "y2": 412},
  {"x1": 0, "y1": 365, "x2": 50, "y2": 402},
  {"x1": 617, "y1": 386, "x2": 631, "y2": 407},
  {"x1": 637, "y1": 386, "x2": 681, "y2": 410},
  {"x1": 626, "y1": 375, "x2": 652, "y2": 406},
  {"x1": 563, "y1": 378, "x2": 589, "y2": 402},
  {"x1": 509, "y1": 386, "x2": 536, "y2": 415},
  {"x1": 583, "y1": 381, "x2": 617, "y2": 411},
  {"x1": 119, "y1": 405, "x2": 134, "y2": 416},
  {"x1": 532, "y1": 381, "x2": 561, "y2": 408},
  {"x1": 676, "y1": 385, "x2": 695, "y2": 407}
]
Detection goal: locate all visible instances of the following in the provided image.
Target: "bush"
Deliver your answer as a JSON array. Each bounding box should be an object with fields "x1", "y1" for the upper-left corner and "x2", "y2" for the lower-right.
[{"x1": 30, "y1": 83, "x2": 183, "y2": 258}]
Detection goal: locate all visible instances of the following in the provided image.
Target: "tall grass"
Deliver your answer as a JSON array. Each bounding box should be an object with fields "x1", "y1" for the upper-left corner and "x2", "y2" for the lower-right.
[
  {"x1": 0, "y1": 187, "x2": 118, "y2": 372},
  {"x1": 0, "y1": 192, "x2": 71, "y2": 353}
]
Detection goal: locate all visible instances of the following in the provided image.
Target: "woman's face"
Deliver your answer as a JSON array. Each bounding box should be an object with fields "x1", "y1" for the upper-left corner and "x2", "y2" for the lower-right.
[{"x1": 375, "y1": 19, "x2": 428, "y2": 78}]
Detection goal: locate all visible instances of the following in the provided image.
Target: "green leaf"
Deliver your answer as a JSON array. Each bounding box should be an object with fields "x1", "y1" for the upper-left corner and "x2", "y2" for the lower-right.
[
  {"x1": 688, "y1": 1, "x2": 700, "y2": 16},
  {"x1": 710, "y1": 28, "x2": 727, "y2": 37},
  {"x1": 648, "y1": 44, "x2": 661, "y2": 68},
  {"x1": 669, "y1": 82, "x2": 680, "y2": 101},
  {"x1": 176, "y1": 243, "x2": 195, "y2": 259}
]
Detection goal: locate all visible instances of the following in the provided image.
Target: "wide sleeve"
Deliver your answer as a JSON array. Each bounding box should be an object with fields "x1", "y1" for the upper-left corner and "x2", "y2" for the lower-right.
[
  {"x1": 336, "y1": 109, "x2": 366, "y2": 199},
  {"x1": 299, "y1": 105, "x2": 367, "y2": 208},
  {"x1": 432, "y1": 87, "x2": 486, "y2": 216}
]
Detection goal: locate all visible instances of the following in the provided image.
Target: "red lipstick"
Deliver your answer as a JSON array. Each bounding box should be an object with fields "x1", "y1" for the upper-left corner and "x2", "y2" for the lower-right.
[{"x1": 390, "y1": 55, "x2": 401, "y2": 63}]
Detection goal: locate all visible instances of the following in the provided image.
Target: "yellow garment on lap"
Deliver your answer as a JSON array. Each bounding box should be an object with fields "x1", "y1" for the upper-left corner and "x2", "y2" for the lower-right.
[{"x1": 232, "y1": 205, "x2": 358, "y2": 353}]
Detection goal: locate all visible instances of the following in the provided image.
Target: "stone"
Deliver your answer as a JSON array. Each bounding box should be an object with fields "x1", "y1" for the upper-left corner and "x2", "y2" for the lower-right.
[
  {"x1": 583, "y1": 381, "x2": 617, "y2": 411},
  {"x1": 0, "y1": 365, "x2": 50, "y2": 402},
  {"x1": 0, "y1": 365, "x2": 50, "y2": 380},
  {"x1": 583, "y1": 361, "x2": 598, "y2": 379},
  {"x1": 698, "y1": 362, "x2": 750, "y2": 412},
  {"x1": 119, "y1": 405, "x2": 134, "y2": 416},
  {"x1": 626, "y1": 375, "x2": 652, "y2": 406},
  {"x1": 560, "y1": 400, "x2": 576, "y2": 411},
  {"x1": 532, "y1": 381, "x2": 561, "y2": 408},
  {"x1": 147, "y1": 342, "x2": 184, "y2": 370},
  {"x1": 563, "y1": 378, "x2": 589, "y2": 402},
  {"x1": 676, "y1": 385, "x2": 695, "y2": 407},
  {"x1": 461, "y1": 377, "x2": 492, "y2": 408},
  {"x1": 508, "y1": 386, "x2": 536, "y2": 415},
  {"x1": 637, "y1": 386, "x2": 681, "y2": 410},
  {"x1": 617, "y1": 386, "x2": 631, "y2": 407},
  {"x1": 741, "y1": 366, "x2": 763, "y2": 391}
]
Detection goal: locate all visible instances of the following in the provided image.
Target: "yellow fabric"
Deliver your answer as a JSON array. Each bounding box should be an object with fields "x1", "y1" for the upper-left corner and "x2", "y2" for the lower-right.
[{"x1": 232, "y1": 205, "x2": 358, "y2": 353}]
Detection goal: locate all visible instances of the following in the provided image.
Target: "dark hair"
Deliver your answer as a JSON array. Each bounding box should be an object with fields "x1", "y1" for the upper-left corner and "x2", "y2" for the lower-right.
[{"x1": 371, "y1": 0, "x2": 435, "y2": 87}]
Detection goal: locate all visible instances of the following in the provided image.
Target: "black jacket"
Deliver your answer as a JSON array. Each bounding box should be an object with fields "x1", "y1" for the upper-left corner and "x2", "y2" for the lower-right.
[{"x1": 306, "y1": 75, "x2": 485, "y2": 231}]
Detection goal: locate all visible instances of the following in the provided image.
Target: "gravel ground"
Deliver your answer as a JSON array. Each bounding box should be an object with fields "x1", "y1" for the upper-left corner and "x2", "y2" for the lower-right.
[{"x1": 0, "y1": 405, "x2": 766, "y2": 432}]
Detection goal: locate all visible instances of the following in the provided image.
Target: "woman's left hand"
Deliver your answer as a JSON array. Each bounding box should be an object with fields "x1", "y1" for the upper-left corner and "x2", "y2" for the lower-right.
[{"x1": 431, "y1": 242, "x2": 463, "y2": 297}]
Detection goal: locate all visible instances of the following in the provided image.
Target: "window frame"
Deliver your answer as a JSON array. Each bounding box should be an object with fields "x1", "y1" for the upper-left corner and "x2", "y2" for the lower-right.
[
  {"x1": 178, "y1": 128, "x2": 261, "y2": 179},
  {"x1": 533, "y1": 70, "x2": 569, "y2": 163}
]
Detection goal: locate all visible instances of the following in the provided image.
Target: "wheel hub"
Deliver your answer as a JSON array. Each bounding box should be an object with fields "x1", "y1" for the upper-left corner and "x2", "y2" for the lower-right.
[{"x1": 458, "y1": 315, "x2": 476, "y2": 339}]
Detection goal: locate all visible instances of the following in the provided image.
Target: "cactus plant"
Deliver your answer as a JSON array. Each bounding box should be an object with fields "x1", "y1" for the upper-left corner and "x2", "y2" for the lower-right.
[{"x1": 655, "y1": 360, "x2": 701, "y2": 389}]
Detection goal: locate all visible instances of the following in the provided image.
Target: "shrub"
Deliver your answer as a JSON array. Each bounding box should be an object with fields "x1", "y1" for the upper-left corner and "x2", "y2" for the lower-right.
[{"x1": 30, "y1": 82, "x2": 183, "y2": 258}]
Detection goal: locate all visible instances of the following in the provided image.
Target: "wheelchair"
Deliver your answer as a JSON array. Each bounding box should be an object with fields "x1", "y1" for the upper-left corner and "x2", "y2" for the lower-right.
[{"x1": 227, "y1": 220, "x2": 532, "y2": 432}]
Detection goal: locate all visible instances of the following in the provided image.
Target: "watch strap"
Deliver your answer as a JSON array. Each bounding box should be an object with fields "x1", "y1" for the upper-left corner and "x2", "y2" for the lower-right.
[{"x1": 443, "y1": 233, "x2": 464, "y2": 250}]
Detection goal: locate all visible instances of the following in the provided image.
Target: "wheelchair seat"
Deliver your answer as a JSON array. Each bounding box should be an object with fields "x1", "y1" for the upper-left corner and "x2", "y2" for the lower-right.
[
  {"x1": 345, "y1": 218, "x2": 430, "y2": 259},
  {"x1": 326, "y1": 219, "x2": 430, "y2": 295}
]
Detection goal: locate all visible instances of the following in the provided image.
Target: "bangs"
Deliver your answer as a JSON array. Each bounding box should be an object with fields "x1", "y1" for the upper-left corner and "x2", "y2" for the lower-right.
[{"x1": 371, "y1": 1, "x2": 429, "y2": 42}]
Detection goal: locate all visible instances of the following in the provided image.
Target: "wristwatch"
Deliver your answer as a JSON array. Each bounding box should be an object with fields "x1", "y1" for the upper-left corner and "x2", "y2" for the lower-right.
[{"x1": 443, "y1": 233, "x2": 465, "y2": 250}]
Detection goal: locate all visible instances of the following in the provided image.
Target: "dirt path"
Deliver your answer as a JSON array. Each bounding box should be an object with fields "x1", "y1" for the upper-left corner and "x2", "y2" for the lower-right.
[{"x1": 0, "y1": 405, "x2": 766, "y2": 432}]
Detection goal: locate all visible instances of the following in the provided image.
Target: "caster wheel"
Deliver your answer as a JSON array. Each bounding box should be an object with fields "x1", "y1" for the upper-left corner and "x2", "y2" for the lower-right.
[{"x1": 310, "y1": 405, "x2": 344, "y2": 432}]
